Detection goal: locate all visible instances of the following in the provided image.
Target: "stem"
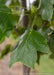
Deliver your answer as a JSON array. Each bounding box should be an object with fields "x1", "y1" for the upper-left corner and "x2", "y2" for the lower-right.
[
  {"x1": 23, "y1": 65, "x2": 30, "y2": 75},
  {"x1": 20, "y1": 0, "x2": 29, "y2": 27},
  {"x1": 20, "y1": 0, "x2": 30, "y2": 75},
  {"x1": 31, "y1": 16, "x2": 36, "y2": 29}
]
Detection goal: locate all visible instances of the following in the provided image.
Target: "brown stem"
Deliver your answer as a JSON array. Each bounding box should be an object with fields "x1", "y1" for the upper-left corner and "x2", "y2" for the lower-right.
[
  {"x1": 20, "y1": 0, "x2": 30, "y2": 75},
  {"x1": 20, "y1": 0, "x2": 29, "y2": 27},
  {"x1": 43, "y1": 21, "x2": 48, "y2": 27},
  {"x1": 23, "y1": 65, "x2": 30, "y2": 75}
]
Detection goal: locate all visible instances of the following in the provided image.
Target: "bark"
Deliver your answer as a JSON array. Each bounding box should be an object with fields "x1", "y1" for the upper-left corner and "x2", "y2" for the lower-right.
[
  {"x1": 20, "y1": 0, "x2": 30, "y2": 75},
  {"x1": 23, "y1": 65, "x2": 30, "y2": 75},
  {"x1": 20, "y1": 0, "x2": 29, "y2": 27}
]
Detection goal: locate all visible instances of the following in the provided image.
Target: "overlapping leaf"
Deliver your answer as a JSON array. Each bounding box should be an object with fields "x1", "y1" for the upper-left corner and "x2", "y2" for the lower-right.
[
  {"x1": 35, "y1": 15, "x2": 43, "y2": 27},
  {"x1": 0, "y1": 44, "x2": 12, "y2": 59},
  {"x1": 41, "y1": 0, "x2": 54, "y2": 21},
  {"x1": 49, "y1": 31, "x2": 54, "y2": 59},
  {"x1": 39, "y1": 27, "x2": 51, "y2": 39},
  {"x1": 9, "y1": 29, "x2": 50, "y2": 69},
  {"x1": 0, "y1": 4, "x2": 16, "y2": 43}
]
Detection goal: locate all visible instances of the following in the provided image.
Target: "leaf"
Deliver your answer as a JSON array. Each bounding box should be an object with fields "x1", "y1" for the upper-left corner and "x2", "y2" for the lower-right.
[
  {"x1": 0, "y1": 4, "x2": 16, "y2": 43},
  {"x1": 35, "y1": 15, "x2": 43, "y2": 27},
  {"x1": 47, "y1": 14, "x2": 54, "y2": 30},
  {"x1": 48, "y1": 31, "x2": 54, "y2": 59},
  {"x1": 41, "y1": 0, "x2": 53, "y2": 21},
  {"x1": 49, "y1": 31, "x2": 54, "y2": 52},
  {"x1": 0, "y1": 29, "x2": 5, "y2": 43},
  {"x1": 0, "y1": 0, "x2": 5, "y2": 5},
  {"x1": 9, "y1": 29, "x2": 50, "y2": 69},
  {"x1": 0, "y1": 45, "x2": 12, "y2": 58},
  {"x1": 31, "y1": 5, "x2": 38, "y2": 14},
  {"x1": 38, "y1": 27, "x2": 51, "y2": 39},
  {"x1": 51, "y1": 0, "x2": 54, "y2": 4},
  {"x1": 0, "y1": 5, "x2": 16, "y2": 31},
  {"x1": 50, "y1": 21, "x2": 54, "y2": 30}
]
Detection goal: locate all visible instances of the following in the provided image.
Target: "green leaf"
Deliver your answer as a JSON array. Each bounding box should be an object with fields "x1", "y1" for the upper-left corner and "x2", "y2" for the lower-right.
[
  {"x1": 50, "y1": 0, "x2": 54, "y2": 4},
  {"x1": 50, "y1": 21, "x2": 54, "y2": 30},
  {"x1": 38, "y1": 27, "x2": 51, "y2": 39},
  {"x1": 0, "y1": 29, "x2": 3, "y2": 39},
  {"x1": 41, "y1": 0, "x2": 53, "y2": 21},
  {"x1": 0, "y1": 29, "x2": 5, "y2": 43},
  {"x1": 49, "y1": 31, "x2": 54, "y2": 52},
  {"x1": 48, "y1": 31, "x2": 54, "y2": 59},
  {"x1": 0, "y1": 45, "x2": 12, "y2": 58},
  {"x1": 9, "y1": 29, "x2": 50, "y2": 69},
  {"x1": 10, "y1": 0, "x2": 20, "y2": 6},
  {"x1": 0, "y1": 5, "x2": 16, "y2": 31},
  {"x1": 0, "y1": 5, "x2": 16, "y2": 43},
  {"x1": 35, "y1": 15, "x2": 43, "y2": 27},
  {"x1": 31, "y1": 5, "x2": 38, "y2": 14},
  {"x1": 0, "y1": 0, "x2": 5, "y2": 5}
]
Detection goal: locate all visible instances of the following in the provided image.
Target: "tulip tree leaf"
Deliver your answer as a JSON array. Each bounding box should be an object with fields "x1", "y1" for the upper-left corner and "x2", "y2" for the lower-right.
[
  {"x1": 41, "y1": 0, "x2": 53, "y2": 21},
  {"x1": 9, "y1": 29, "x2": 50, "y2": 69},
  {"x1": 0, "y1": 4, "x2": 16, "y2": 43}
]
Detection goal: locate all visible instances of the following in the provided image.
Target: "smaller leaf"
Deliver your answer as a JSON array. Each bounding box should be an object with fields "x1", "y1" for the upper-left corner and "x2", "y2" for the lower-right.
[
  {"x1": 41, "y1": 0, "x2": 53, "y2": 21},
  {"x1": 48, "y1": 31, "x2": 54, "y2": 59},
  {"x1": 0, "y1": 45, "x2": 12, "y2": 58},
  {"x1": 35, "y1": 15, "x2": 43, "y2": 27},
  {"x1": 38, "y1": 27, "x2": 51, "y2": 39}
]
